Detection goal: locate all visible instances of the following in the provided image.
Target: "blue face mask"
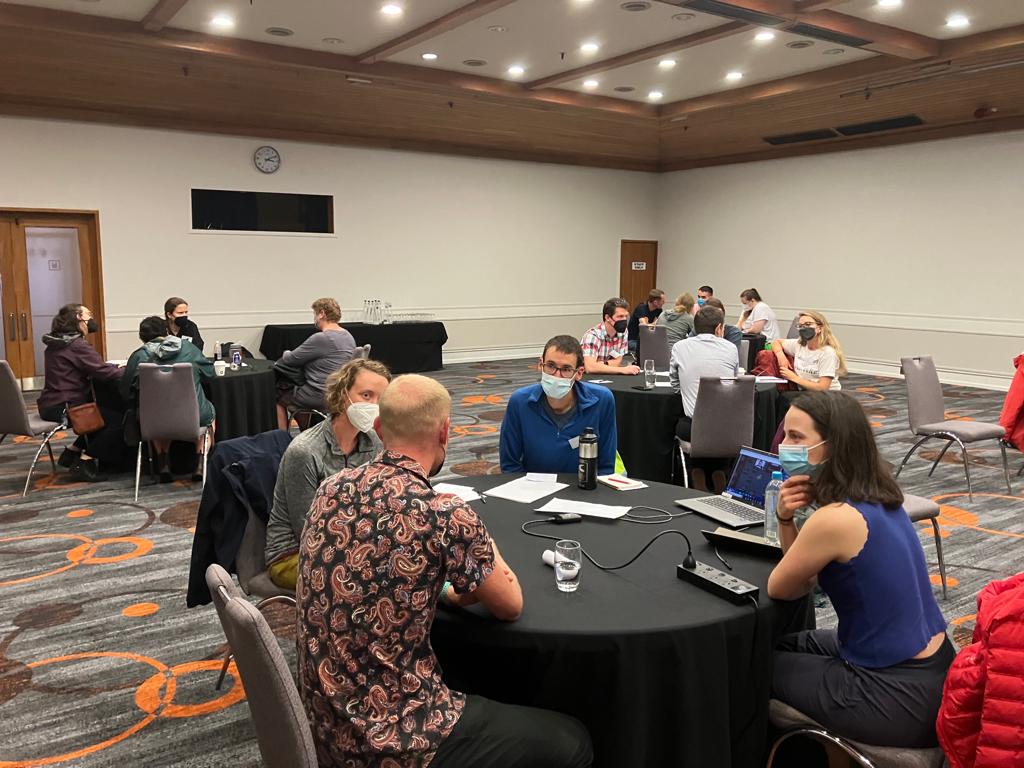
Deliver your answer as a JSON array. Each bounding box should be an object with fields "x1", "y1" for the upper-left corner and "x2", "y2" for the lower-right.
[
  {"x1": 541, "y1": 372, "x2": 574, "y2": 400},
  {"x1": 697, "y1": 298, "x2": 706, "y2": 307},
  {"x1": 778, "y1": 440, "x2": 827, "y2": 478}
]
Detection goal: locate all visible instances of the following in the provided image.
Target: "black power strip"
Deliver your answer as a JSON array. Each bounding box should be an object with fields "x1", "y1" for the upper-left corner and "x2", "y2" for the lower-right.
[{"x1": 676, "y1": 560, "x2": 760, "y2": 604}]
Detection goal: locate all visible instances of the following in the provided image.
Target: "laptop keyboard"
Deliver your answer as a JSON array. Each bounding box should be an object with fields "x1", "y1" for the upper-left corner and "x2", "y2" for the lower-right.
[{"x1": 703, "y1": 496, "x2": 764, "y2": 523}]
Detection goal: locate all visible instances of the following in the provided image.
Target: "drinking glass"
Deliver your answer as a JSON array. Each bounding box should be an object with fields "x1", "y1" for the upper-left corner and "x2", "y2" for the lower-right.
[
  {"x1": 643, "y1": 359, "x2": 656, "y2": 389},
  {"x1": 555, "y1": 540, "x2": 582, "y2": 593}
]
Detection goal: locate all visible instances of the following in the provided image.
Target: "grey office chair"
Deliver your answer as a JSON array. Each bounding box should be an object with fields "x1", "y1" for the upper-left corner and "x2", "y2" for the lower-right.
[
  {"x1": 676, "y1": 376, "x2": 755, "y2": 488},
  {"x1": 739, "y1": 339, "x2": 750, "y2": 370},
  {"x1": 767, "y1": 699, "x2": 945, "y2": 768},
  {"x1": 0, "y1": 360, "x2": 65, "y2": 497},
  {"x1": 205, "y1": 565, "x2": 316, "y2": 768},
  {"x1": 236, "y1": 507, "x2": 295, "y2": 602},
  {"x1": 352, "y1": 344, "x2": 372, "y2": 360},
  {"x1": 637, "y1": 325, "x2": 670, "y2": 371},
  {"x1": 785, "y1": 315, "x2": 801, "y2": 339},
  {"x1": 135, "y1": 363, "x2": 211, "y2": 501},
  {"x1": 902, "y1": 493, "x2": 947, "y2": 599},
  {"x1": 897, "y1": 356, "x2": 1011, "y2": 501}
]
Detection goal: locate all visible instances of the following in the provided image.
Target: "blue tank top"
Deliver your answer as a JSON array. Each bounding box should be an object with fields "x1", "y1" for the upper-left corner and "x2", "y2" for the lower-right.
[{"x1": 817, "y1": 500, "x2": 947, "y2": 669}]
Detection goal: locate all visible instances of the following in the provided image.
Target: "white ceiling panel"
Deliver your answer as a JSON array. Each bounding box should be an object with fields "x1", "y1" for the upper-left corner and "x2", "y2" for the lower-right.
[
  {"x1": 2, "y1": 0, "x2": 152, "y2": 21},
  {"x1": 834, "y1": 0, "x2": 1024, "y2": 40},
  {"x1": 387, "y1": 0, "x2": 729, "y2": 81},
  {"x1": 562, "y1": 26, "x2": 876, "y2": 103}
]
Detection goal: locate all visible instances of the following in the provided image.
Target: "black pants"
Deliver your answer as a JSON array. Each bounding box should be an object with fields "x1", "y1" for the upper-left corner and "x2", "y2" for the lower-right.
[
  {"x1": 39, "y1": 404, "x2": 128, "y2": 468},
  {"x1": 772, "y1": 629, "x2": 955, "y2": 748},
  {"x1": 431, "y1": 695, "x2": 593, "y2": 768}
]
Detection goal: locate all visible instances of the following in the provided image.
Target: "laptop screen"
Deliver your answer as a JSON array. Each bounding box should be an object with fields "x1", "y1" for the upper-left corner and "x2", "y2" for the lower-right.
[{"x1": 724, "y1": 447, "x2": 782, "y2": 509}]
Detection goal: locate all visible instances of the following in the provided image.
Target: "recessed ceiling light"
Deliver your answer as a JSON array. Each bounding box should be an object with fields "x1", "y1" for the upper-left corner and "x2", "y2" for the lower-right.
[
  {"x1": 755, "y1": 30, "x2": 776, "y2": 42},
  {"x1": 463, "y1": 58, "x2": 487, "y2": 67},
  {"x1": 507, "y1": 65, "x2": 525, "y2": 77},
  {"x1": 265, "y1": 27, "x2": 294, "y2": 37},
  {"x1": 487, "y1": 25, "x2": 507, "y2": 33},
  {"x1": 421, "y1": 53, "x2": 438, "y2": 61},
  {"x1": 210, "y1": 14, "x2": 235, "y2": 30},
  {"x1": 787, "y1": 39, "x2": 815, "y2": 49},
  {"x1": 823, "y1": 48, "x2": 845, "y2": 55},
  {"x1": 672, "y1": 12, "x2": 695, "y2": 21},
  {"x1": 322, "y1": 37, "x2": 344, "y2": 45},
  {"x1": 946, "y1": 13, "x2": 969, "y2": 29},
  {"x1": 620, "y1": 1, "x2": 652, "y2": 10},
  {"x1": 614, "y1": 85, "x2": 635, "y2": 92},
  {"x1": 580, "y1": 41, "x2": 600, "y2": 54},
  {"x1": 380, "y1": 3, "x2": 403, "y2": 16},
  {"x1": 658, "y1": 58, "x2": 677, "y2": 69},
  {"x1": 725, "y1": 71, "x2": 744, "y2": 82},
  {"x1": 648, "y1": 90, "x2": 663, "y2": 101},
  {"x1": 583, "y1": 79, "x2": 600, "y2": 89},
  {"x1": 877, "y1": 0, "x2": 902, "y2": 7}
]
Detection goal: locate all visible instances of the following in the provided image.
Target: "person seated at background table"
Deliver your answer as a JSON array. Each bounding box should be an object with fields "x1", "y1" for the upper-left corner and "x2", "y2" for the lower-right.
[
  {"x1": 669, "y1": 306, "x2": 739, "y2": 491},
  {"x1": 738, "y1": 288, "x2": 781, "y2": 341},
  {"x1": 264, "y1": 358, "x2": 392, "y2": 590},
  {"x1": 121, "y1": 315, "x2": 215, "y2": 483},
  {"x1": 275, "y1": 297, "x2": 356, "y2": 429},
  {"x1": 581, "y1": 297, "x2": 641, "y2": 376},
  {"x1": 36, "y1": 303, "x2": 126, "y2": 482},
  {"x1": 627, "y1": 288, "x2": 666, "y2": 355},
  {"x1": 696, "y1": 285, "x2": 714, "y2": 307},
  {"x1": 164, "y1": 296, "x2": 204, "y2": 353},
  {"x1": 770, "y1": 310, "x2": 846, "y2": 392},
  {"x1": 768, "y1": 391, "x2": 952, "y2": 753},
  {"x1": 702, "y1": 297, "x2": 743, "y2": 354},
  {"x1": 298, "y1": 373, "x2": 593, "y2": 768},
  {"x1": 661, "y1": 292, "x2": 696, "y2": 347},
  {"x1": 499, "y1": 335, "x2": 616, "y2": 476}
]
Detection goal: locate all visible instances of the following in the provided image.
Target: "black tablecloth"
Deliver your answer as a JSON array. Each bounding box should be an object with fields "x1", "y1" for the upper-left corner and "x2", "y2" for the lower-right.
[
  {"x1": 431, "y1": 475, "x2": 813, "y2": 768},
  {"x1": 259, "y1": 322, "x2": 448, "y2": 373},
  {"x1": 585, "y1": 375, "x2": 788, "y2": 483},
  {"x1": 203, "y1": 358, "x2": 278, "y2": 440}
]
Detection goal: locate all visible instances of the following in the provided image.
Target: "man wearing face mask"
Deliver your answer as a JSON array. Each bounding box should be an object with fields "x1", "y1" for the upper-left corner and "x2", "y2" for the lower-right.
[
  {"x1": 264, "y1": 358, "x2": 392, "y2": 589},
  {"x1": 581, "y1": 297, "x2": 641, "y2": 375},
  {"x1": 696, "y1": 285, "x2": 714, "y2": 308},
  {"x1": 499, "y1": 335, "x2": 617, "y2": 475}
]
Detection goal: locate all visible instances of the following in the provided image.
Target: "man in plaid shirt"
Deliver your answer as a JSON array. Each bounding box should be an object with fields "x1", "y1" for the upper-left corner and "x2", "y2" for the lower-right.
[{"x1": 580, "y1": 298, "x2": 641, "y2": 376}]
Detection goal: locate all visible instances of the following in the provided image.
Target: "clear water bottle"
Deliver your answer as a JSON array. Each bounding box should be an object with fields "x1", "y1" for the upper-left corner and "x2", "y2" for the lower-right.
[
  {"x1": 230, "y1": 349, "x2": 241, "y2": 371},
  {"x1": 214, "y1": 341, "x2": 222, "y2": 361},
  {"x1": 763, "y1": 470, "x2": 784, "y2": 544},
  {"x1": 577, "y1": 427, "x2": 598, "y2": 490}
]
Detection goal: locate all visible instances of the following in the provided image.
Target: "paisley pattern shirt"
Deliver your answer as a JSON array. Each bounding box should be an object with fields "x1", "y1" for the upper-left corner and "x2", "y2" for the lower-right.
[{"x1": 297, "y1": 450, "x2": 495, "y2": 767}]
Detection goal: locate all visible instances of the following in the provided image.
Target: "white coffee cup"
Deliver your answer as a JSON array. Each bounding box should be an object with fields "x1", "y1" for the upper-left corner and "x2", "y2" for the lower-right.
[{"x1": 214, "y1": 360, "x2": 227, "y2": 377}]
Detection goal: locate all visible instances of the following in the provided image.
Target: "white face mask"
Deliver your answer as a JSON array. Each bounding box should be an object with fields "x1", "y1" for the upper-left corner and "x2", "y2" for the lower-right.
[{"x1": 346, "y1": 402, "x2": 379, "y2": 433}]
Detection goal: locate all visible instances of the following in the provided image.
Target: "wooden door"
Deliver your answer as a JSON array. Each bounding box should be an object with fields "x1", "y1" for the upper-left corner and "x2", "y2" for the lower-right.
[
  {"x1": 0, "y1": 210, "x2": 105, "y2": 390},
  {"x1": 619, "y1": 240, "x2": 658, "y2": 309}
]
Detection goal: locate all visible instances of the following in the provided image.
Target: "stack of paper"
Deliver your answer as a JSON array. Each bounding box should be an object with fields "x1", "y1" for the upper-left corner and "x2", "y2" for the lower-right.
[
  {"x1": 597, "y1": 474, "x2": 647, "y2": 491},
  {"x1": 485, "y1": 476, "x2": 568, "y2": 503},
  {"x1": 535, "y1": 498, "x2": 630, "y2": 520},
  {"x1": 433, "y1": 483, "x2": 481, "y2": 503}
]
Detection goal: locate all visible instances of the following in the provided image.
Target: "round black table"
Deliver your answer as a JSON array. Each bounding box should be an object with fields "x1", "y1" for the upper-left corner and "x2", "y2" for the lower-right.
[
  {"x1": 431, "y1": 475, "x2": 813, "y2": 768},
  {"x1": 202, "y1": 358, "x2": 278, "y2": 440},
  {"x1": 584, "y1": 375, "x2": 789, "y2": 483}
]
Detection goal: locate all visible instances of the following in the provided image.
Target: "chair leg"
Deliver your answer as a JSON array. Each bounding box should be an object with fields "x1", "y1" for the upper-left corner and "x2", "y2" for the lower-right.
[
  {"x1": 0, "y1": 434, "x2": 6, "y2": 445},
  {"x1": 202, "y1": 431, "x2": 209, "y2": 491},
  {"x1": 46, "y1": 440, "x2": 56, "y2": 471},
  {"x1": 679, "y1": 445, "x2": 689, "y2": 489},
  {"x1": 931, "y1": 518, "x2": 947, "y2": 600},
  {"x1": 896, "y1": 434, "x2": 933, "y2": 478},
  {"x1": 927, "y1": 440, "x2": 954, "y2": 477},
  {"x1": 215, "y1": 650, "x2": 232, "y2": 691},
  {"x1": 999, "y1": 440, "x2": 1012, "y2": 494},
  {"x1": 953, "y1": 437, "x2": 973, "y2": 502},
  {"x1": 767, "y1": 728, "x2": 874, "y2": 768},
  {"x1": 134, "y1": 442, "x2": 143, "y2": 503},
  {"x1": 22, "y1": 438, "x2": 53, "y2": 498}
]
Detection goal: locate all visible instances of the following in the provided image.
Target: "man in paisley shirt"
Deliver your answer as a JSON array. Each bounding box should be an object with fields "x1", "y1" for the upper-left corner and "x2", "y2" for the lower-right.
[{"x1": 298, "y1": 374, "x2": 593, "y2": 768}]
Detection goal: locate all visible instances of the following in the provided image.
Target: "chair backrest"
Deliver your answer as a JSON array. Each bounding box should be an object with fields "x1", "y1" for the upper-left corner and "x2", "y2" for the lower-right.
[
  {"x1": 205, "y1": 565, "x2": 318, "y2": 768},
  {"x1": 739, "y1": 339, "x2": 750, "y2": 370},
  {"x1": 637, "y1": 325, "x2": 670, "y2": 371},
  {"x1": 691, "y1": 376, "x2": 756, "y2": 458},
  {"x1": 236, "y1": 507, "x2": 269, "y2": 592},
  {"x1": 0, "y1": 361, "x2": 32, "y2": 436},
  {"x1": 138, "y1": 363, "x2": 201, "y2": 442},
  {"x1": 900, "y1": 356, "x2": 946, "y2": 433},
  {"x1": 786, "y1": 315, "x2": 801, "y2": 339},
  {"x1": 352, "y1": 344, "x2": 371, "y2": 360}
]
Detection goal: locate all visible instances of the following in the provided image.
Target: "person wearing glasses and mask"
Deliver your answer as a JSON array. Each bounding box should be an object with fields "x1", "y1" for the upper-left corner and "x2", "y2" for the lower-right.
[
  {"x1": 770, "y1": 310, "x2": 846, "y2": 391},
  {"x1": 499, "y1": 335, "x2": 617, "y2": 475},
  {"x1": 164, "y1": 296, "x2": 204, "y2": 353},
  {"x1": 264, "y1": 358, "x2": 392, "y2": 589}
]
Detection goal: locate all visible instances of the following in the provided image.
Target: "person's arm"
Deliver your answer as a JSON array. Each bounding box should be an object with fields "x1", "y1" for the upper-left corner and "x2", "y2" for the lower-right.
[
  {"x1": 279, "y1": 448, "x2": 324, "y2": 541},
  {"x1": 444, "y1": 522, "x2": 523, "y2": 620},
  {"x1": 281, "y1": 332, "x2": 322, "y2": 366},
  {"x1": 498, "y1": 398, "x2": 525, "y2": 473},
  {"x1": 745, "y1": 319, "x2": 767, "y2": 335},
  {"x1": 184, "y1": 321, "x2": 205, "y2": 353},
  {"x1": 597, "y1": 394, "x2": 618, "y2": 475},
  {"x1": 76, "y1": 339, "x2": 124, "y2": 382},
  {"x1": 584, "y1": 356, "x2": 640, "y2": 375},
  {"x1": 771, "y1": 339, "x2": 793, "y2": 371},
  {"x1": 187, "y1": 342, "x2": 215, "y2": 379},
  {"x1": 119, "y1": 350, "x2": 141, "y2": 403},
  {"x1": 669, "y1": 347, "x2": 681, "y2": 390}
]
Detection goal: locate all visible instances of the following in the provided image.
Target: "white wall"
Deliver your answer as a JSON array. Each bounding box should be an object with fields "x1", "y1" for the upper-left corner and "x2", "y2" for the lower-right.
[
  {"x1": 0, "y1": 116, "x2": 657, "y2": 361},
  {"x1": 657, "y1": 131, "x2": 1024, "y2": 389}
]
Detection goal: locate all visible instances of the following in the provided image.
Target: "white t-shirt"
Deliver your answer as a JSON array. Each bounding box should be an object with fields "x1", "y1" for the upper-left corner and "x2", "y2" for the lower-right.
[
  {"x1": 782, "y1": 339, "x2": 841, "y2": 390},
  {"x1": 743, "y1": 302, "x2": 780, "y2": 341}
]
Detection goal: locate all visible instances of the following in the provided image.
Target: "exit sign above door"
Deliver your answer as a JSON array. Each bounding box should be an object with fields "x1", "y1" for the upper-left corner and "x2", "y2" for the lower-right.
[{"x1": 631, "y1": 262, "x2": 647, "y2": 271}]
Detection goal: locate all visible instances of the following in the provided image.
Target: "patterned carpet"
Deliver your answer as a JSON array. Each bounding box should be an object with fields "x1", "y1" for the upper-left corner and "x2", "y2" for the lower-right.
[{"x1": 1, "y1": 359, "x2": 1021, "y2": 767}]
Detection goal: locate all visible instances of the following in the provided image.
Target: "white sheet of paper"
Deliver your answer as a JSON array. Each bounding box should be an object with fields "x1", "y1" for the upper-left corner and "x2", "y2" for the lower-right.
[
  {"x1": 485, "y1": 476, "x2": 569, "y2": 504},
  {"x1": 433, "y1": 483, "x2": 480, "y2": 503},
  {"x1": 756, "y1": 376, "x2": 787, "y2": 384},
  {"x1": 526, "y1": 473, "x2": 558, "y2": 483},
  {"x1": 654, "y1": 382, "x2": 673, "y2": 388},
  {"x1": 656, "y1": 370, "x2": 670, "y2": 376},
  {"x1": 535, "y1": 498, "x2": 631, "y2": 520},
  {"x1": 588, "y1": 379, "x2": 613, "y2": 384}
]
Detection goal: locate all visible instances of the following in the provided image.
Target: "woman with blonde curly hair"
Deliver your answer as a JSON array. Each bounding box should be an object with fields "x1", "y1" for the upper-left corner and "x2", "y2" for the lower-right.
[{"x1": 771, "y1": 309, "x2": 847, "y2": 391}]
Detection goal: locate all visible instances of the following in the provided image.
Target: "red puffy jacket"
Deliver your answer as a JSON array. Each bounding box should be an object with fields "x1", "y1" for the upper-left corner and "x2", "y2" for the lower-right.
[
  {"x1": 936, "y1": 573, "x2": 1024, "y2": 768},
  {"x1": 999, "y1": 354, "x2": 1024, "y2": 451}
]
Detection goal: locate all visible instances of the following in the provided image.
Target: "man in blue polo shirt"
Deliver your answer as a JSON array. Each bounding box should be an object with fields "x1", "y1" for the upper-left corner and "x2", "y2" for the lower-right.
[{"x1": 499, "y1": 335, "x2": 617, "y2": 475}]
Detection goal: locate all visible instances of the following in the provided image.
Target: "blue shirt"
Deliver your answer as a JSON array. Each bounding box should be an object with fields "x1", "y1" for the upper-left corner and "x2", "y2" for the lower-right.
[
  {"x1": 499, "y1": 380, "x2": 617, "y2": 475},
  {"x1": 818, "y1": 499, "x2": 947, "y2": 669}
]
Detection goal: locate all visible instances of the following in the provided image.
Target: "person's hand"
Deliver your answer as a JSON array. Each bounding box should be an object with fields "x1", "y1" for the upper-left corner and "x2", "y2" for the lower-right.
[
  {"x1": 639, "y1": 317, "x2": 649, "y2": 325},
  {"x1": 779, "y1": 368, "x2": 799, "y2": 382},
  {"x1": 778, "y1": 475, "x2": 814, "y2": 519},
  {"x1": 623, "y1": 364, "x2": 641, "y2": 375},
  {"x1": 776, "y1": 355, "x2": 792, "y2": 371}
]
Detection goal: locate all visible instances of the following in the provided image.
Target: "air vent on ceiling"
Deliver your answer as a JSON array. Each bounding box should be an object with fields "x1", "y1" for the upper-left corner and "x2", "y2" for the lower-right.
[
  {"x1": 678, "y1": 0, "x2": 786, "y2": 26},
  {"x1": 835, "y1": 114, "x2": 925, "y2": 136},
  {"x1": 614, "y1": 86, "x2": 636, "y2": 92},
  {"x1": 763, "y1": 128, "x2": 839, "y2": 146},
  {"x1": 462, "y1": 59, "x2": 487, "y2": 67},
  {"x1": 620, "y1": 1, "x2": 652, "y2": 11},
  {"x1": 785, "y1": 22, "x2": 871, "y2": 48},
  {"x1": 786, "y1": 40, "x2": 815, "y2": 49}
]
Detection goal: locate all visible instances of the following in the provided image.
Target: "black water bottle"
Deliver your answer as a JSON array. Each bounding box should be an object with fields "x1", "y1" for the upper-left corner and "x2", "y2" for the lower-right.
[{"x1": 578, "y1": 427, "x2": 598, "y2": 490}]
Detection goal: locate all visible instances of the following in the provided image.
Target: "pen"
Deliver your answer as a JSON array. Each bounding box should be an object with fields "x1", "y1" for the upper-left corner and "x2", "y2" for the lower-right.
[{"x1": 604, "y1": 477, "x2": 630, "y2": 486}]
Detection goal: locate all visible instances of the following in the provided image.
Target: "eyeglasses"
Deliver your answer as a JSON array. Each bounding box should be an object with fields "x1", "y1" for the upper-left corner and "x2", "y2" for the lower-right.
[
  {"x1": 541, "y1": 361, "x2": 581, "y2": 378},
  {"x1": 797, "y1": 323, "x2": 819, "y2": 329}
]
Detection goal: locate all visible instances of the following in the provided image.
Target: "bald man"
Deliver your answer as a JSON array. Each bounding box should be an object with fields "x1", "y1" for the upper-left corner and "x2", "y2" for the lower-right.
[{"x1": 297, "y1": 374, "x2": 593, "y2": 768}]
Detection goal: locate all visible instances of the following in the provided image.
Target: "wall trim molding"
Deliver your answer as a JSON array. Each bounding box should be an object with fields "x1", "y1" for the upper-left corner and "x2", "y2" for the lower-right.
[
  {"x1": 774, "y1": 306, "x2": 1024, "y2": 340},
  {"x1": 846, "y1": 355, "x2": 1012, "y2": 391}
]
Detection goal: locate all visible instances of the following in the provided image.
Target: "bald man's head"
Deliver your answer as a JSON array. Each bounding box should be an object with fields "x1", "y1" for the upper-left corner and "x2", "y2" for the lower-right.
[{"x1": 378, "y1": 374, "x2": 452, "y2": 446}]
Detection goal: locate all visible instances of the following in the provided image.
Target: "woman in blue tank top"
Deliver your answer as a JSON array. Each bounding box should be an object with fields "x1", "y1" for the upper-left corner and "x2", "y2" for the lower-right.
[{"x1": 768, "y1": 391, "x2": 954, "y2": 749}]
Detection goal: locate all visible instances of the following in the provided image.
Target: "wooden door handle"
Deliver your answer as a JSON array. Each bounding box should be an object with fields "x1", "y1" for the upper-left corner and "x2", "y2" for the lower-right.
[
  {"x1": 7, "y1": 313, "x2": 14, "y2": 341},
  {"x1": 20, "y1": 312, "x2": 27, "y2": 340}
]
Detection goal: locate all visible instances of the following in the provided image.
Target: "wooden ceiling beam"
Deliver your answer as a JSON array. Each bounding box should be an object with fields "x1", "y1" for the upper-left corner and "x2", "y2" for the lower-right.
[
  {"x1": 140, "y1": 0, "x2": 189, "y2": 33},
  {"x1": 357, "y1": 0, "x2": 520, "y2": 64},
  {"x1": 525, "y1": 21, "x2": 750, "y2": 90},
  {"x1": 940, "y1": 23, "x2": 1024, "y2": 59}
]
